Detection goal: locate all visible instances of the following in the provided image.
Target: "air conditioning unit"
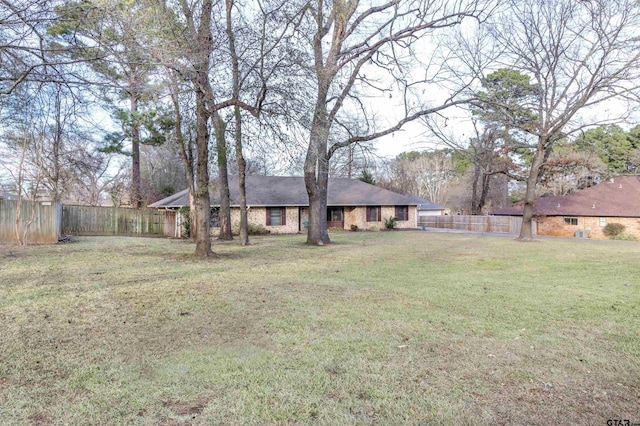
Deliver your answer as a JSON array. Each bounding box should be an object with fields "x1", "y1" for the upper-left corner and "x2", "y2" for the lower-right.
[{"x1": 574, "y1": 230, "x2": 588, "y2": 238}]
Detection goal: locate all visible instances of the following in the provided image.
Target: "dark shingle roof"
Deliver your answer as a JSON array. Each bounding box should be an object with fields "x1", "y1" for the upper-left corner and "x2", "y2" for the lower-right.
[
  {"x1": 149, "y1": 175, "x2": 424, "y2": 208},
  {"x1": 148, "y1": 189, "x2": 190, "y2": 208},
  {"x1": 493, "y1": 176, "x2": 640, "y2": 217}
]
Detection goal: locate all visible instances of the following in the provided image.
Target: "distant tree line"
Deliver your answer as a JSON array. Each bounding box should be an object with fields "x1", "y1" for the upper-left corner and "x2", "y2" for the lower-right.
[
  {"x1": 1, "y1": 0, "x2": 638, "y2": 250},
  {"x1": 371, "y1": 123, "x2": 640, "y2": 217}
]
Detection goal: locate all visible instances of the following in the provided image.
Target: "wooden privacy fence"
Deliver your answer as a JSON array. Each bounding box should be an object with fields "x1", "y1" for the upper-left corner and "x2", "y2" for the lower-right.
[
  {"x1": 62, "y1": 205, "x2": 176, "y2": 237},
  {"x1": 0, "y1": 200, "x2": 62, "y2": 244},
  {"x1": 418, "y1": 215, "x2": 523, "y2": 235}
]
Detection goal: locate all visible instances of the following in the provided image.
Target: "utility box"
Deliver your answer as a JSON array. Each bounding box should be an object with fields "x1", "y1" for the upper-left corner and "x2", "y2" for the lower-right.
[{"x1": 574, "y1": 229, "x2": 588, "y2": 238}]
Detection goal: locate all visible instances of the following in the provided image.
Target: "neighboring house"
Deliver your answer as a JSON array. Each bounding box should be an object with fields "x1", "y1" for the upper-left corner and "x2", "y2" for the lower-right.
[
  {"x1": 405, "y1": 195, "x2": 446, "y2": 217},
  {"x1": 493, "y1": 176, "x2": 640, "y2": 239},
  {"x1": 149, "y1": 175, "x2": 435, "y2": 236},
  {"x1": 0, "y1": 192, "x2": 19, "y2": 201}
]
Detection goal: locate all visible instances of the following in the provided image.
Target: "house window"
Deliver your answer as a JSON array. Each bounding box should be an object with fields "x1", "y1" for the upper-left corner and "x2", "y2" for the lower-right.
[
  {"x1": 266, "y1": 207, "x2": 286, "y2": 226},
  {"x1": 564, "y1": 216, "x2": 578, "y2": 226},
  {"x1": 599, "y1": 217, "x2": 607, "y2": 227},
  {"x1": 327, "y1": 207, "x2": 344, "y2": 222},
  {"x1": 366, "y1": 206, "x2": 381, "y2": 222},
  {"x1": 395, "y1": 206, "x2": 409, "y2": 221},
  {"x1": 210, "y1": 207, "x2": 220, "y2": 228}
]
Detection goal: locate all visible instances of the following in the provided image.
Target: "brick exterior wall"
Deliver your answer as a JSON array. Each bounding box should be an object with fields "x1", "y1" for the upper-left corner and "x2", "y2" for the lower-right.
[
  {"x1": 210, "y1": 205, "x2": 417, "y2": 235},
  {"x1": 228, "y1": 207, "x2": 302, "y2": 235},
  {"x1": 210, "y1": 207, "x2": 301, "y2": 236},
  {"x1": 536, "y1": 216, "x2": 640, "y2": 239},
  {"x1": 344, "y1": 206, "x2": 417, "y2": 230}
]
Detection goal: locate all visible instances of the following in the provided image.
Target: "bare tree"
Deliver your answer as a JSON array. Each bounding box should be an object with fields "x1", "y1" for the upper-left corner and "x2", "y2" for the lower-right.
[
  {"x1": 294, "y1": 0, "x2": 492, "y2": 245},
  {"x1": 140, "y1": 143, "x2": 187, "y2": 205},
  {"x1": 0, "y1": 95, "x2": 48, "y2": 245},
  {"x1": 329, "y1": 141, "x2": 377, "y2": 178},
  {"x1": 217, "y1": 0, "x2": 301, "y2": 244},
  {"x1": 464, "y1": 124, "x2": 512, "y2": 214},
  {"x1": 381, "y1": 150, "x2": 460, "y2": 206},
  {"x1": 537, "y1": 141, "x2": 608, "y2": 196},
  {"x1": 479, "y1": 0, "x2": 640, "y2": 240},
  {"x1": 1, "y1": 129, "x2": 41, "y2": 245},
  {"x1": 0, "y1": 84, "x2": 68, "y2": 203},
  {"x1": 184, "y1": 0, "x2": 216, "y2": 256},
  {"x1": 146, "y1": 0, "x2": 229, "y2": 255},
  {"x1": 0, "y1": 0, "x2": 84, "y2": 95},
  {"x1": 69, "y1": 142, "x2": 126, "y2": 206},
  {"x1": 146, "y1": 0, "x2": 301, "y2": 252}
]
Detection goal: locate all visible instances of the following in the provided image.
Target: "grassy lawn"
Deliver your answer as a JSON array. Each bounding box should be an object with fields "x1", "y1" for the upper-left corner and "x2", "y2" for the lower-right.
[{"x1": 0, "y1": 231, "x2": 638, "y2": 425}]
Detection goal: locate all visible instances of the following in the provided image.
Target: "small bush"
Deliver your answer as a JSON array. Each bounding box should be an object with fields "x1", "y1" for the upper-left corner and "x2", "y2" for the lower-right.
[
  {"x1": 610, "y1": 233, "x2": 638, "y2": 241},
  {"x1": 328, "y1": 227, "x2": 345, "y2": 233},
  {"x1": 368, "y1": 226, "x2": 380, "y2": 232},
  {"x1": 248, "y1": 223, "x2": 269, "y2": 235},
  {"x1": 603, "y1": 223, "x2": 625, "y2": 238},
  {"x1": 350, "y1": 225, "x2": 358, "y2": 231},
  {"x1": 384, "y1": 216, "x2": 397, "y2": 230}
]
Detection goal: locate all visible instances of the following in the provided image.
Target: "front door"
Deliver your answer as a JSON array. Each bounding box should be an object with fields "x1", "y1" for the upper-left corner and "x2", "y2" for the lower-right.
[{"x1": 327, "y1": 207, "x2": 344, "y2": 229}]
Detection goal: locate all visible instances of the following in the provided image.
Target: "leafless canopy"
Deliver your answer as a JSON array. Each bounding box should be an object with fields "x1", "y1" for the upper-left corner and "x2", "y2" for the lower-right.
[
  {"x1": 0, "y1": 0, "x2": 86, "y2": 95},
  {"x1": 485, "y1": 0, "x2": 640, "y2": 240},
  {"x1": 298, "y1": 0, "x2": 495, "y2": 244}
]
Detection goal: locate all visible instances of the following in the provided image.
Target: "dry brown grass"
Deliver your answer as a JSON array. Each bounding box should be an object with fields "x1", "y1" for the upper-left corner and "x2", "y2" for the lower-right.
[{"x1": 0, "y1": 232, "x2": 638, "y2": 425}]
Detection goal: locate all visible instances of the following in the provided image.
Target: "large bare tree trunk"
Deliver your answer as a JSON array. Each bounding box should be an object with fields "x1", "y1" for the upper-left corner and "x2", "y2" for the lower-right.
[
  {"x1": 51, "y1": 85, "x2": 63, "y2": 204},
  {"x1": 305, "y1": 118, "x2": 331, "y2": 246},
  {"x1": 213, "y1": 112, "x2": 233, "y2": 240},
  {"x1": 189, "y1": 192, "x2": 197, "y2": 241},
  {"x1": 519, "y1": 173, "x2": 538, "y2": 241},
  {"x1": 192, "y1": 0, "x2": 214, "y2": 257},
  {"x1": 518, "y1": 139, "x2": 547, "y2": 241},
  {"x1": 305, "y1": 153, "x2": 329, "y2": 244},
  {"x1": 130, "y1": 90, "x2": 142, "y2": 208},
  {"x1": 169, "y1": 76, "x2": 197, "y2": 242},
  {"x1": 471, "y1": 166, "x2": 482, "y2": 215},
  {"x1": 194, "y1": 88, "x2": 212, "y2": 255},
  {"x1": 225, "y1": 0, "x2": 249, "y2": 245},
  {"x1": 303, "y1": 1, "x2": 343, "y2": 246},
  {"x1": 306, "y1": 182, "x2": 329, "y2": 245},
  {"x1": 471, "y1": 167, "x2": 491, "y2": 215},
  {"x1": 233, "y1": 105, "x2": 249, "y2": 245}
]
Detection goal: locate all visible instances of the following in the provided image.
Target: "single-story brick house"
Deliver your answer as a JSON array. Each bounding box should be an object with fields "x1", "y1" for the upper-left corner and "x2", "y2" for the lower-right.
[
  {"x1": 149, "y1": 175, "x2": 440, "y2": 236},
  {"x1": 493, "y1": 176, "x2": 640, "y2": 239}
]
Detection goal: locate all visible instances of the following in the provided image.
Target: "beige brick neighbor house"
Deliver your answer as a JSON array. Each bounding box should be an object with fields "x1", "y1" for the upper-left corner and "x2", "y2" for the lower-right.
[
  {"x1": 493, "y1": 176, "x2": 640, "y2": 239},
  {"x1": 149, "y1": 176, "x2": 442, "y2": 237}
]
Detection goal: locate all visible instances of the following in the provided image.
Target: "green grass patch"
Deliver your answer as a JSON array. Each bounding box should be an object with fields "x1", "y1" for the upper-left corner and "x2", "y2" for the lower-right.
[{"x1": 0, "y1": 232, "x2": 638, "y2": 424}]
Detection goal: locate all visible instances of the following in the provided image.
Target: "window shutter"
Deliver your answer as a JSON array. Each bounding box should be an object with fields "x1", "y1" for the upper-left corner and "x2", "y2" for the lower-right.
[
  {"x1": 377, "y1": 207, "x2": 381, "y2": 221},
  {"x1": 266, "y1": 208, "x2": 271, "y2": 226},
  {"x1": 281, "y1": 207, "x2": 286, "y2": 226},
  {"x1": 395, "y1": 206, "x2": 399, "y2": 218}
]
